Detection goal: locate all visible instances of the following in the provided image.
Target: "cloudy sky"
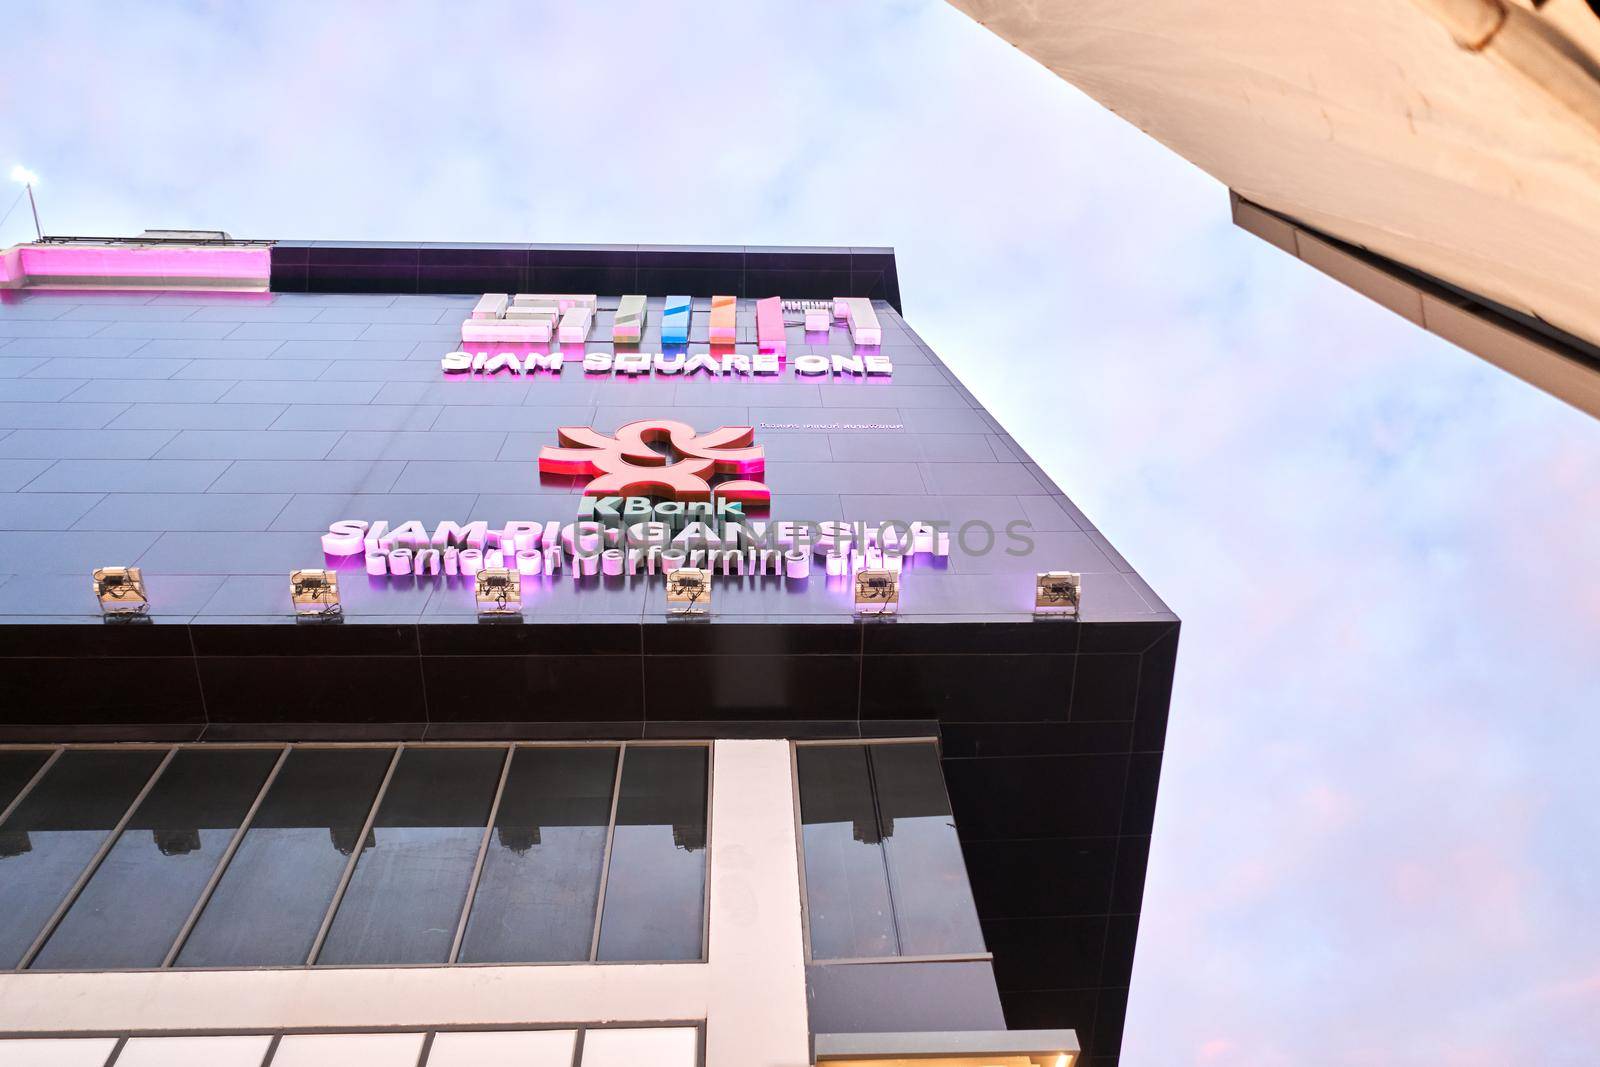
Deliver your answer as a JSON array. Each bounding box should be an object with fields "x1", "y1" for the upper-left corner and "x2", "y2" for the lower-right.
[{"x1": 5, "y1": 1, "x2": 1600, "y2": 1062}]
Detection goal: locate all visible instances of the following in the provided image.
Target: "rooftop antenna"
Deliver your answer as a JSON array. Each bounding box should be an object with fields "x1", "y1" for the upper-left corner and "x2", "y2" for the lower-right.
[{"x1": 8, "y1": 166, "x2": 42, "y2": 240}]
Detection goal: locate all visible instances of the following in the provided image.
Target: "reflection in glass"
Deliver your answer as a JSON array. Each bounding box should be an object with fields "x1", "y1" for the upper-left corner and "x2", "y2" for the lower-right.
[
  {"x1": 0, "y1": 750, "x2": 49, "y2": 815},
  {"x1": 796, "y1": 744, "x2": 898, "y2": 959},
  {"x1": 0, "y1": 749, "x2": 166, "y2": 967},
  {"x1": 871, "y1": 742, "x2": 985, "y2": 955},
  {"x1": 316, "y1": 747, "x2": 505, "y2": 966},
  {"x1": 31, "y1": 748, "x2": 278, "y2": 970},
  {"x1": 176, "y1": 747, "x2": 393, "y2": 967},
  {"x1": 458, "y1": 746, "x2": 617, "y2": 963},
  {"x1": 595, "y1": 746, "x2": 708, "y2": 962}
]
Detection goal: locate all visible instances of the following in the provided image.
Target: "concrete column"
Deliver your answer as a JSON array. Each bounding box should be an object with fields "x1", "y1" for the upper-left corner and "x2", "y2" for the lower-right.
[{"x1": 704, "y1": 740, "x2": 811, "y2": 1067}]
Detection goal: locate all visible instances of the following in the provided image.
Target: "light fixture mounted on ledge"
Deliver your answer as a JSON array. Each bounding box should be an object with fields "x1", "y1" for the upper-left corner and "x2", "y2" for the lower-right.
[
  {"x1": 93, "y1": 566, "x2": 148, "y2": 618},
  {"x1": 289, "y1": 568, "x2": 342, "y2": 619},
  {"x1": 475, "y1": 567, "x2": 522, "y2": 617},
  {"x1": 666, "y1": 567, "x2": 710, "y2": 615},
  {"x1": 1034, "y1": 571, "x2": 1081, "y2": 617},
  {"x1": 854, "y1": 569, "x2": 899, "y2": 616}
]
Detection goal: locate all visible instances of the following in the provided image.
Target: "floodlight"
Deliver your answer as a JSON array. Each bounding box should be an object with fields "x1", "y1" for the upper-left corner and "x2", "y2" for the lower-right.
[
  {"x1": 93, "y1": 566, "x2": 148, "y2": 617},
  {"x1": 475, "y1": 567, "x2": 522, "y2": 616},
  {"x1": 290, "y1": 568, "x2": 342, "y2": 618},
  {"x1": 1035, "y1": 571, "x2": 1081, "y2": 616}
]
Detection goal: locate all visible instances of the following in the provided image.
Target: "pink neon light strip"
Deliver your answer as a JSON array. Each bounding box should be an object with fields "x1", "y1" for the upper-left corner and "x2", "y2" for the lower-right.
[
  {"x1": 15, "y1": 245, "x2": 271, "y2": 285},
  {"x1": 755, "y1": 296, "x2": 785, "y2": 352}
]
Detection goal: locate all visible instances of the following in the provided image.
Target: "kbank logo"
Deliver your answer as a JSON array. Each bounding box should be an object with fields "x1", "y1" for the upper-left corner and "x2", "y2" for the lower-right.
[{"x1": 537, "y1": 419, "x2": 769, "y2": 505}]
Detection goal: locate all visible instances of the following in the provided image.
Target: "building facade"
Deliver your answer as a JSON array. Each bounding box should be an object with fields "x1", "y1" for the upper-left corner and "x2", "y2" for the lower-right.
[{"x1": 0, "y1": 238, "x2": 1179, "y2": 1066}]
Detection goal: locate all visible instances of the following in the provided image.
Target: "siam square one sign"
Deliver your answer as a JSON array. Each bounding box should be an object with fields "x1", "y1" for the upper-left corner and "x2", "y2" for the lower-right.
[{"x1": 441, "y1": 293, "x2": 894, "y2": 379}]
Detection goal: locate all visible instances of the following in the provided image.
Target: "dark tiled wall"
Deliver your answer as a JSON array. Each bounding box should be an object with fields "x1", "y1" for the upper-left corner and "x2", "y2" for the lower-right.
[
  {"x1": 0, "y1": 614, "x2": 1175, "y2": 1066},
  {"x1": 270, "y1": 243, "x2": 903, "y2": 313}
]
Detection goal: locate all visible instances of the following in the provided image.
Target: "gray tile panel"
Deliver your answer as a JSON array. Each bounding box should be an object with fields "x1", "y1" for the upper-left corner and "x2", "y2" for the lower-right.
[
  {"x1": 921, "y1": 462, "x2": 1055, "y2": 496},
  {"x1": 268, "y1": 493, "x2": 480, "y2": 531},
  {"x1": 270, "y1": 404, "x2": 440, "y2": 431},
  {"x1": 272, "y1": 339, "x2": 423, "y2": 360},
  {"x1": 29, "y1": 357, "x2": 192, "y2": 379},
  {"x1": 0, "y1": 458, "x2": 53, "y2": 491},
  {"x1": 56, "y1": 305, "x2": 197, "y2": 322},
  {"x1": 828, "y1": 434, "x2": 995, "y2": 461},
  {"x1": 132, "y1": 338, "x2": 287, "y2": 359},
  {"x1": 0, "y1": 294, "x2": 1168, "y2": 627},
  {"x1": 94, "y1": 321, "x2": 240, "y2": 339},
  {"x1": 313, "y1": 306, "x2": 456, "y2": 324},
  {"x1": 26, "y1": 459, "x2": 231, "y2": 493},
  {"x1": 153, "y1": 430, "x2": 343, "y2": 460},
  {"x1": 209, "y1": 460, "x2": 407, "y2": 494},
  {"x1": 375, "y1": 381, "x2": 531, "y2": 406},
  {"x1": 228, "y1": 323, "x2": 370, "y2": 341},
  {"x1": 184, "y1": 306, "x2": 326, "y2": 322},
  {"x1": 358, "y1": 323, "x2": 461, "y2": 341},
  {"x1": 819, "y1": 384, "x2": 972, "y2": 409},
  {"x1": 0, "y1": 337, "x2": 148, "y2": 358},
  {"x1": 0, "y1": 429, "x2": 177, "y2": 459},
  {"x1": 433, "y1": 406, "x2": 594, "y2": 431},
  {"x1": 222, "y1": 381, "x2": 382, "y2": 405},
  {"x1": 0, "y1": 530, "x2": 162, "y2": 574},
  {"x1": 108, "y1": 403, "x2": 287, "y2": 430},
  {"x1": 0, "y1": 402, "x2": 128, "y2": 429},
  {"x1": 66, "y1": 380, "x2": 234, "y2": 404},
  {"x1": 75, "y1": 493, "x2": 294, "y2": 532},
  {"x1": 319, "y1": 360, "x2": 441, "y2": 381},
  {"x1": 391, "y1": 460, "x2": 566, "y2": 494},
  {"x1": 174, "y1": 358, "x2": 333, "y2": 380},
  {"x1": 330, "y1": 431, "x2": 507, "y2": 461},
  {"x1": 0, "y1": 320, "x2": 107, "y2": 338},
  {"x1": 0, "y1": 379, "x2": 89, "y2": 401},
  {"x1": 136, "y1": 530, "x2": 324, "y2": 575},
  {"x1": 0, "y1": 492, "x2": 103, "y2": 530},
  {"x1": 0, "y1": 357, "x2": 48, "y2": 378}
]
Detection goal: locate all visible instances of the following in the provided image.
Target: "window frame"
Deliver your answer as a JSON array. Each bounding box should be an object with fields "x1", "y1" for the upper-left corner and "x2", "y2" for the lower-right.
[
  {"x1": 790, "y1": 737, "x2": 992, "y2": 967},
  {"x1": 0, "y1": 741, "x2": 714, "y2": 974}
]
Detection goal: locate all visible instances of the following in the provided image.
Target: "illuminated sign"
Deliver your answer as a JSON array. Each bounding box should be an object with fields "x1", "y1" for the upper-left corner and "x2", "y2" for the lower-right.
[
  {"x1": 537, "y1": 419, "x2": 769, "y2": 505},
  {"x1": 462, "y1": 293, "x2": 594, "y2": 344},
  {"x1": 708, "y1": 294, "x2": 736, "y2": 343},
  {"x1": 661, "y1": 294, "x2": 691, "y2": 344},
  {"x1": 318, "y1": 420, "x2": 958, "y2": 590},
  {"x1": 611, "y1": 294, "x2": 646, "y2": 343},
  {"x1": 449, "y1": 294, "x2": 893, "y2": 380},
  {"x1": 441, "y1": 350, "x2": 892, "y2": 378},
  {"x1": 755, "y1": 296, "x2": 785, "y2": 352}
]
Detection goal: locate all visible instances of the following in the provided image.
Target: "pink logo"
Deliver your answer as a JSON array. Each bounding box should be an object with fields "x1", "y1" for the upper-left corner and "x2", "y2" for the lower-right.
[{"x1": 538, "y1": 419, "x2": 769, "y2": 504}]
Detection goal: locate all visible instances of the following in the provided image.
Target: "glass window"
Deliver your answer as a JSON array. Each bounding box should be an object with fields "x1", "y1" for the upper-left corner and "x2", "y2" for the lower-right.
[
  {"x1": 316, "y1": 747, "x2": 505, "y2": 966},
  {"x1": 797, "y1": 742, "x2": 985, "y2": 960},
  {"x1": 271, "y1": 1034, "x2": 425, "y2": 1067},
  {"x1": 458, "y1": 746, "x2": 617, "y2": 964},
  {"x1": 176, "y1": 747, "x2": 393, "y2": 968},
  {"x1": 870, "y1": 742, "x2": 985, "y2": 955},
  {"x1": 425, "y1": 1030, "x2": 578, "y2": 1067},
  {"x1": 796, "y1": 744, "x2": 898, "y2": 958},
  {"x1": 32, "y1": 748, "x2": 279, "y2": 970},
  {"x1": 0, "y1": 750, "x2": 50, "y2": 814},
  {"x1": 0, "y1": 749, "x2": 166, "y2": 967},
  {"x1": 0, "y1": 1038, "x2": 119, "y2": 1067},
  {"x1": 115, "y1": 1036, "x2": 273, "y2": 1067},
  {"x1": 579, "y1": 1028, "x2": 699, "y2": 1067},
  {"x1": 595, "y1": 746, "x2": 709, "y2": 962}
]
